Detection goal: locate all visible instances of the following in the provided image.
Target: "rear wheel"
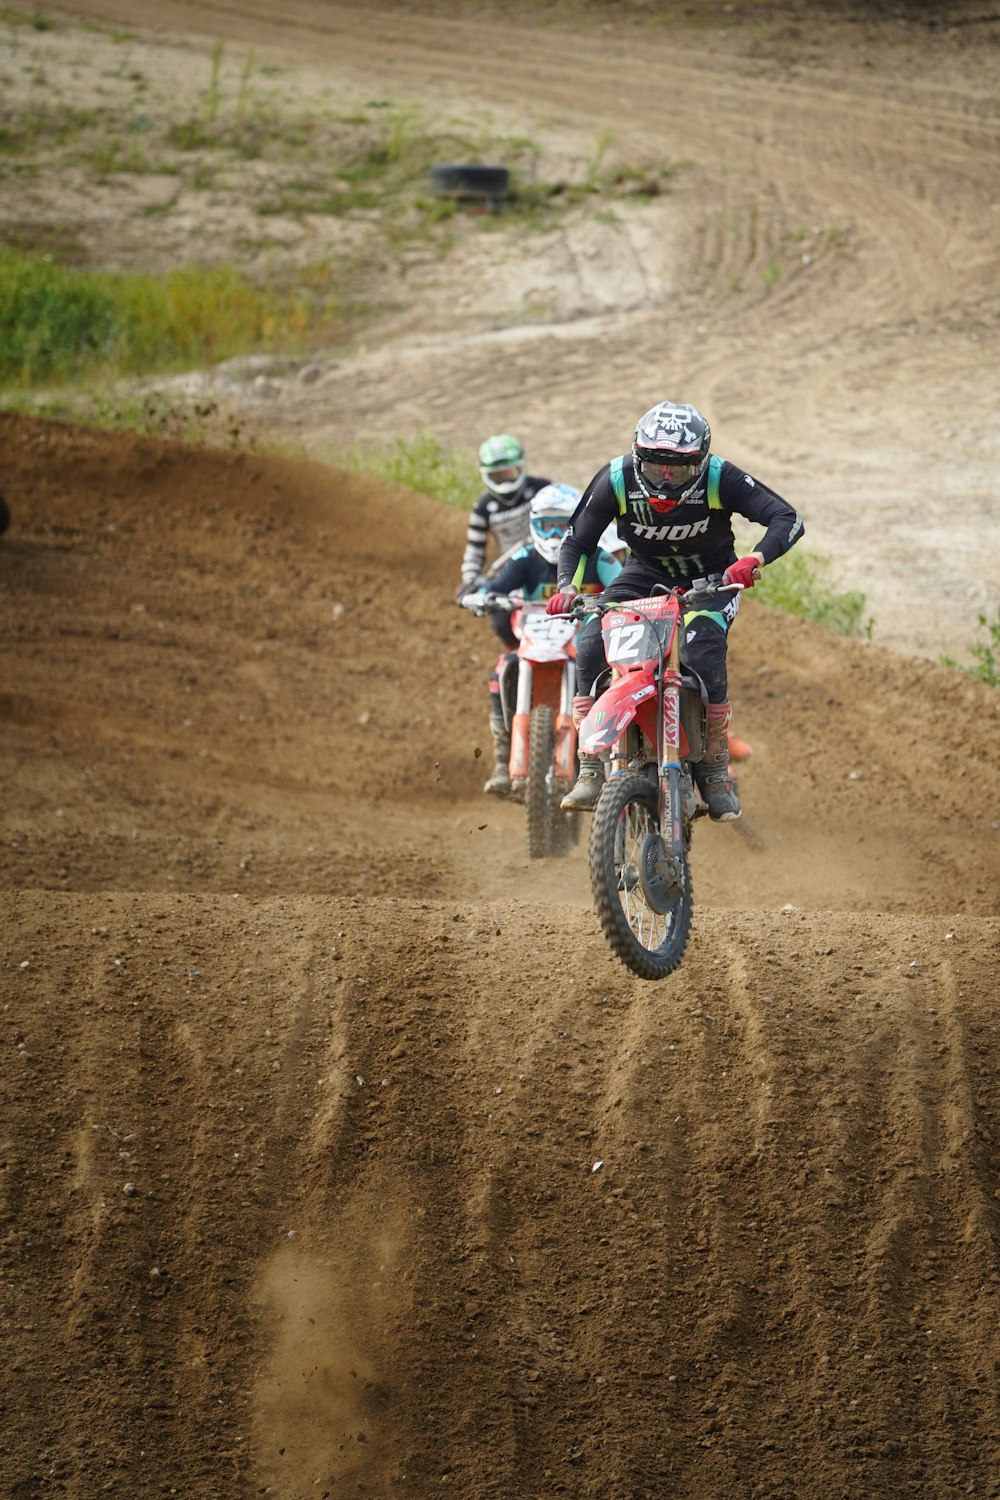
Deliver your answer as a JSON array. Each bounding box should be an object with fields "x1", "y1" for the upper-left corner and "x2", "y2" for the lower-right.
[{"x1": 588, "y1": 773, "x2": 692, "y2": 979}]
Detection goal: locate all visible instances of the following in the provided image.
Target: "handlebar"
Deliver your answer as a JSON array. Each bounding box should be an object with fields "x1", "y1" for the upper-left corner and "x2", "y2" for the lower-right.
[
  {"x1": 566, "y1": 574, "x2": 742, "y2": 619},
  {"x1": 458, "y1": 589, "x2": 519, "y2": 616}
]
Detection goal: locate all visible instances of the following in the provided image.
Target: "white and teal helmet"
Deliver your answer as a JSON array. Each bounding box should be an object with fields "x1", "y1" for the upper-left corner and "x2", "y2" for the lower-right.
[
  {"x1": 529, "y1": 482, "x2": 580, "y2": 565},
  {"x1": 478, "y1": 433, "x2": 526, "y2": 497}
]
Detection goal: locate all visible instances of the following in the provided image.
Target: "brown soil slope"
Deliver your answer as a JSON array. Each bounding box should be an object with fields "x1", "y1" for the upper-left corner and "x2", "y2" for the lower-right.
[{"x1": 2, "y1": 415, "x2": 1000, "y2": 1499}]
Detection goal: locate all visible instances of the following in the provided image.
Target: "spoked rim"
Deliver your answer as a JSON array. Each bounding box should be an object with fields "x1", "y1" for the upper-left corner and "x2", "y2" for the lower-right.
[
  {"x1": 589, "y1": 773, "x2": 693, "y2": 980},
  {"x1": 612, "y1": 797, "x2": 683, "y2": 951}
]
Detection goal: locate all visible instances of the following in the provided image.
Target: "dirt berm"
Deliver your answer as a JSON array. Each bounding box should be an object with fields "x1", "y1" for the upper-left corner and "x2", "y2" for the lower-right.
[{"x1": 2, "y1": 413, "x2": 999, "y2": 1498}]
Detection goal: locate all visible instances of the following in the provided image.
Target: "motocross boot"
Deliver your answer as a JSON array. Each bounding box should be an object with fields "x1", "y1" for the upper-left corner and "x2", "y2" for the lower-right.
[
  {"x1": 694, "y1": 701, "x2": 742, "y2": 822},
  {"x1": 483, "y1": 716, "x2": 511, "y2": 797},
  {"x1": 560, "y1": 756, "x2": 603, "y2": 812},
  {"x1": 560, "y1": 695, "x2": 603, "y2": 812}
]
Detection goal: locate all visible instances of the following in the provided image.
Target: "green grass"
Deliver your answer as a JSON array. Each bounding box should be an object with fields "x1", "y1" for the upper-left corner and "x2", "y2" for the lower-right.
[
  {"x1": 940, "y1": 608, "x2": 1000, "y2": 687},
  {"x1": 752, "y1": 548, "x2": 872, "y2": 638},
  {"x1": 0, "y1": 246, "x2": 333, "y2": 386},
  {"x1": 0, "y1": 102, "x2": 99, "y2": 152},
  {"x1": 336, "y1": 430, "x2": 480, "y2": 510}
]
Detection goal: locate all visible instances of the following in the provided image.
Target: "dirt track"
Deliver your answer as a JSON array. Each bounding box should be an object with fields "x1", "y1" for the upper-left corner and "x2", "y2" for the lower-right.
[
  {"x1": 3, "y1": 2, "x2": 1000, "y2": 1497},
  {"x1": 3, "y1": 414, "x2": 1000, "y2": 1498}
]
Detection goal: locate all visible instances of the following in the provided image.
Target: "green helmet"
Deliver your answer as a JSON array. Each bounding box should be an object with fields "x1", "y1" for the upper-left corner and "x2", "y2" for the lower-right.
[{"x1": 478, "y1": 433, "x2": 526, "y2": 497}]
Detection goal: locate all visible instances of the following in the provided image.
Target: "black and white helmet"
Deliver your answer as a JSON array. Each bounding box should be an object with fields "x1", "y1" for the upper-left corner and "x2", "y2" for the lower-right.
[{"x1": 632, "y1": 401, "x2": 711, "y2": 507}]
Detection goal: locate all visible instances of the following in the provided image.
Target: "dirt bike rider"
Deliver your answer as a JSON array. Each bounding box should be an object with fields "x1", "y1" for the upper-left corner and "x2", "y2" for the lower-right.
[
  {"x1": 455, "y1": 434, "x2": 552, "y2": 652},
  {"x1": 465, "y1": 483, "x2": 623, "y2": 797},
  {"x1": 547, "y1": 400, "x2": 805, "y2": 819}
]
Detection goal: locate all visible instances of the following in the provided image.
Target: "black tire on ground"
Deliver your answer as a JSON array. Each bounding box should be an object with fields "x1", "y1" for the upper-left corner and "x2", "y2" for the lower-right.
[
  {"x1": 430, "y1": 163, "x2": 510, "y2": 201},
  {"x1": 0, "y1": 494, "x2": 10, "y2": 536},
  {"x1": 588, "y1": 773, "x2": 693, "y2": 980}
]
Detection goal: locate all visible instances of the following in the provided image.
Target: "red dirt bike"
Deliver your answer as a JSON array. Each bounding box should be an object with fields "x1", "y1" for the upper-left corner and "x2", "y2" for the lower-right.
[
  {"x1": 569, "y1": 576, "x2": 743, "y2": 980},
  {"x1": 462, "y1": 590, "x2": 581, "y2": 859}
]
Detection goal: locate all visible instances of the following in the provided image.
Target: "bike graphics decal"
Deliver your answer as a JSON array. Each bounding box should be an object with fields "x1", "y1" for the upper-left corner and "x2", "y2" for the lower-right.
[
  {"x1": 661, "y1": 692, "x2": 679, "y2": 751},
  {"x1": 606, "y1": 623, "x2": 646, "y2": 662}
]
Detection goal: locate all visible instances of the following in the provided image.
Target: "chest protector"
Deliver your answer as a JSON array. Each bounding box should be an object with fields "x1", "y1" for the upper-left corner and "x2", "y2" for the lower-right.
[{"x1": 609, "y1": 452, "x2": 723, "y2": 515}]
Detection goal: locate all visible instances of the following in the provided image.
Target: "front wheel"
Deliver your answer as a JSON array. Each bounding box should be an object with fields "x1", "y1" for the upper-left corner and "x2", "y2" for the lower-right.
[{"x1": 588, "y1": 773, "x2": 693, "y2": 980}]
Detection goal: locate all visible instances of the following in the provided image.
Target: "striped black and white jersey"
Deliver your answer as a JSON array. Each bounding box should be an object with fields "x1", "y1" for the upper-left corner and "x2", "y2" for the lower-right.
[{"x1": 459, "y1": 476, "x2": 551, "y2": 587}]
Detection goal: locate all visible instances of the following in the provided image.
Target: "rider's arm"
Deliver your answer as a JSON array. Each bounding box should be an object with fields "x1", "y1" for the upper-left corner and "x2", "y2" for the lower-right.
[
  {"x1": 556, "y1": 467, "x2": 618, "y2": 591},
  {"x1": 719, "y1": 462, "x2": 805, "y2": 564},
  {"x1": 459, "y1": 494, "x2": 494, "y2": 586},
  {"x1": 488, "y1": 546, "x2": 533, "y2": 596}
]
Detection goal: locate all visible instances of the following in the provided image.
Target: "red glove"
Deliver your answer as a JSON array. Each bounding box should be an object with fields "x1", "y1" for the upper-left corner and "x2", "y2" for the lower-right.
[
  {"x1": 546, "y1": 588, "x2": 578, "y2": 616},
  {"x1": 723, "y1": 555, "x2": 762, "y2": 590}
]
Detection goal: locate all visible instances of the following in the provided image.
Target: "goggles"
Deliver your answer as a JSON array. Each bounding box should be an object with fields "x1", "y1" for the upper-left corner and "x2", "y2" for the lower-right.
[
  {"x1": 531, "y1": 516, "x2": 569, "y2": 539},
  {"x1": 639, "y1": 458, "x2": 702, "y2": 485},
  {"x1": 485, "y1": 464, "x2": 522, "y2": 484}
]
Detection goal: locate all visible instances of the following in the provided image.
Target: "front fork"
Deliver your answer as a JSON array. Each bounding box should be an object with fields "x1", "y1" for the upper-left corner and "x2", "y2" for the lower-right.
[
  {"x1": 508, "y1": 658, "x2": 534, "y2": 782},
  {"x1": 508, "y1": 660, "x2": 577, "y2": 784},
  {"x1": 658, "y1": 637, "x2": 686, "y2": 861},
  {"x1": 554, "y1": 659, "x2": 576, "y2": 784}
]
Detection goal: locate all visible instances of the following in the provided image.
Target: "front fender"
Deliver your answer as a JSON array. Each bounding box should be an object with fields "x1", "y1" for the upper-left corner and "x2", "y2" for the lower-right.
[{"x1": 579, "y1": 671, "x2": 657, "y2": 755}]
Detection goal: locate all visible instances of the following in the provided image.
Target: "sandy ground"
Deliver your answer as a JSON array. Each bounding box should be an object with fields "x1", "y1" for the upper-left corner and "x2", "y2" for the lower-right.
[{"x1": 3, "y1": 3, "x2": 1000, "y2": 1498}]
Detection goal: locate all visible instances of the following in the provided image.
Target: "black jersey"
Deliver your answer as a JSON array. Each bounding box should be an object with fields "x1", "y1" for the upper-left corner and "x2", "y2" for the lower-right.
[
  {"x1": 460, "y1": 476, "x2": 551, "y2": 586},
  {"x1": 490, "y1": 543, "x2": 622, "y2": 601},
  {"x1": 558, "y1": 453, "x2": 803, "y2": 591}
]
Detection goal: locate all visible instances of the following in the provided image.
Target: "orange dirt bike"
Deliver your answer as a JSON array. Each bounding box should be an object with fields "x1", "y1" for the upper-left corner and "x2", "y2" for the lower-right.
[
  {"x1": 462, "y1": 589, "x2": 582, "y2": 859},
  {"x1": 568, "y1": 575, "x2": 744, "y2": 980}
]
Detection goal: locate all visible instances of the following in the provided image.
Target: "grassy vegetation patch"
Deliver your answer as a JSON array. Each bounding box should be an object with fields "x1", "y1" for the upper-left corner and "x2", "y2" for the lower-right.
[
  {"x1": 753, "y1": 548, "x2": 872, "y2": 638},
  {"x1": 0, "y1": 102, "x2": 99, "y2": 152},
  {"x1": 940, "y1": 608, "x2": 1000, "y2": 687},
  {"x1": 0, "y1": 247, "x2": 333, "y2": 385},
  {"x1": 336, "y1": 430, "x2": 480, "y2": 511}
]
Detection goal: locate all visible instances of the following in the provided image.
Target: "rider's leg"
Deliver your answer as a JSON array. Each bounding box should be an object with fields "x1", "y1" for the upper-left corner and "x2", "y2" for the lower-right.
[
  {"x1": 559, "y1": 693, "x2": 603, "y2": 811},
  {"x1": 681, "y1": 605, "x2": 741, "y2": 822},
  {"x1": 489, "y1": 607, "x2": 518, "y2": 650},
  {"x1": 483, "y1": 653, "x2": 516, "y2": 796},
  {"x1": 560, "y1": 612, "x2": 606, "y2": 812},
  {"x1": 696, "y1": 701, "x2": 741, "y2": 821}
]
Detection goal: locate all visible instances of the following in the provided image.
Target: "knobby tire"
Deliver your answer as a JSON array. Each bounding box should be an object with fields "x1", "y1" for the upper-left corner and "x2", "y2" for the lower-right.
[
  {"x1": 588, "y1": 772, "x2": 693, "y2": 980},
  {"x1": 526, "y1": 704, "x2": 555, "y2": 860}
]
